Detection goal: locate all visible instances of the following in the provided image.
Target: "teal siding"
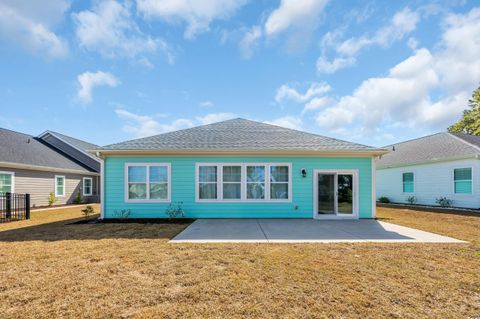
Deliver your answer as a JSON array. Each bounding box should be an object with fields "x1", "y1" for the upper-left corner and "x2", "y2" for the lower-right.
[{"x1": 104, "y1": 156, "x2": 373, "y2": 219}]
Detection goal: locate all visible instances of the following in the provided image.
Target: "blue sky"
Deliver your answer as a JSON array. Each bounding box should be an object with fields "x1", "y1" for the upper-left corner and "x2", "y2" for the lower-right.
[{"x1": 0, "y1": 0, "x2": 479, "y2": 147}]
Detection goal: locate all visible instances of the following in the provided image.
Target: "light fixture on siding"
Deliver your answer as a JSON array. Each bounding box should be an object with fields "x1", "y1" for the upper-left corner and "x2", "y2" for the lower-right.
[{"x1": 301, "y1": 168, "x2": 307, "y2": 178}]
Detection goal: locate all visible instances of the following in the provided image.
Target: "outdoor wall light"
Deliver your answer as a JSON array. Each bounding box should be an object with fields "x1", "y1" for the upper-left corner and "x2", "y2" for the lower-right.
[{"x1": 301, "y1": 168, "x2": 307, "y2": 178}]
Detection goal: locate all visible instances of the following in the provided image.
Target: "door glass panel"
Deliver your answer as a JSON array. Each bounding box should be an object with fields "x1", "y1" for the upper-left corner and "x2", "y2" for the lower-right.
[
  {"x1": 318, "y1": 174, "x2": 335, "y2": 214},
  {"x1": 337, "y1": 174, "x2": 353, "y2": 214}
]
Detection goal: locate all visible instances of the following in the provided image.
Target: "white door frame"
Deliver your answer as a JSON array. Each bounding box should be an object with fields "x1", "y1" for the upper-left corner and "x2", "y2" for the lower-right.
[{"x1": 313, "y1": 169, "x2": 359, "y2": 219}]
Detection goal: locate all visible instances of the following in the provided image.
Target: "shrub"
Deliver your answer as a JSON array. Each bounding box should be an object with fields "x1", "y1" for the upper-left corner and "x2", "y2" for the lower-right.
[
  {"x1": 81, "y1": 205, "x2": 95, "y2": 219},
  {"x1": 436, "y1": 197, "x2": 452, "y2": 207},
  {"x1": 114, "y1": 209, "x2": 131, "y2": 219},
  {"x1": 48, "y1": 192, "x2": 58, "y2": 207},
  {"x1": 73, "y1": 190, "x2": 82, "y2": 204},
  {"x1": 406, "y1": 196, "x2": 416, "y2": 205},
  {"x1": 165, "y1": 202, "x2": 185, "y2": 220},
  {"x1": 378, "y1": 196, "x2": 390, "y2": 203}
]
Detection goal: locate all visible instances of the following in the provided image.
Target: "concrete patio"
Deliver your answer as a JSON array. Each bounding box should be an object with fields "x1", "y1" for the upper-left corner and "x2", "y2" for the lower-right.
[{"x1": 171, "y1": 219, "x2": 465, "y2": 243}]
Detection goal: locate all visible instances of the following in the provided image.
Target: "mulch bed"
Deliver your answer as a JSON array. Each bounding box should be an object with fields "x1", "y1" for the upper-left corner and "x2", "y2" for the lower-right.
[{"x1": 68, "y1": 218, "x2": 195, "y2": 225}]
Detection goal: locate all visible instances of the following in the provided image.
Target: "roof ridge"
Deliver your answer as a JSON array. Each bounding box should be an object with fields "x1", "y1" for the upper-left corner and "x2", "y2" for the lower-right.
[
  {"x1": 381, "y1": 132, "x2": 446, "y2": 148},
  {"x1": 102, "y1": 117, "x2": 243, "y2": 148},
  {"x1": 103, "y1": 117, "x2": 378, "y2": 150},
  {"x1": 46, "y1": 130, "x2": 99, "y2": 147},
  {"x1": 447, "y1": 132, "x2": 480, "y2": 152}
]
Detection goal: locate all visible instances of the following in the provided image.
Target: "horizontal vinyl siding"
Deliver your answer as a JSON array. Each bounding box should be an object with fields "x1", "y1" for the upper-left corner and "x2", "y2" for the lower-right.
[
  {"x1": 376, "y1": 158, "x2": 480, "y2": 209},
  {"x1": 104, "y1": 156, "x2": 373, "y2": 219},
  {"x1": 0, "y1": 167, "x2": 100, "y2": 207}
]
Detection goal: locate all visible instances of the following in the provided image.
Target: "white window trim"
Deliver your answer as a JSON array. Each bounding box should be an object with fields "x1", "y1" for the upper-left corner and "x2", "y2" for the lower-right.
[
  {"x1": 124, "y1": 163, "x2": 171, "y2": 203},
  {"x1": 83, "y1": 177, "x2": 93, "y2": 196},
  {"x1": 55, "y1": 175, "x2": 65, "y2": 197},
  {"x1": 0, "y1": 171, "x2": 15, "y2": 193},
  {"x1": 402, "y1": 171, "x2": 415, "y2": 194},
  {"x1": 195, "y1": 162, "x2": 292, "y2": 203},
  {"x1": 452, "y1": 166, "x2": 473, "y2": 195}
]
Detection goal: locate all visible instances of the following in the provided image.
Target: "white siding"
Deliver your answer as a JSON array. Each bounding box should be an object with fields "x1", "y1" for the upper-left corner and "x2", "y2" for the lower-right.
[{"x1": 376, "y1": 158, "x2": 480, "y2": 209}]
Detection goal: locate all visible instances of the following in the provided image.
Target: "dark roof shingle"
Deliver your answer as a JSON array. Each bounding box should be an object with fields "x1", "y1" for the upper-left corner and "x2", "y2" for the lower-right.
[
  {"x1": 100, "y1": 118, "x2": 383, "y2": 152},
  {"x1": 0, "y1": 128, "x2": 95, "y2": 172}
]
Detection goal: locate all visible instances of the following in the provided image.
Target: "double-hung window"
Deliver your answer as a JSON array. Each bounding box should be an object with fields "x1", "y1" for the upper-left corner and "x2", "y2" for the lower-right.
[
  {"x1": 126, "y1": 163, "x2": 170, "y2": 202},
  {"x1": 270, "y1": 166, "x2": 289, "y2": 199},
  {"x1": 454, "y1": 168, "x2": 472, "y2": 194},
  {"x1": 402, "y1": 172, "x2": 414, "y2": 193},
  {"x1": 0, "y1": 172, "x2": 14, "y2": 194},
  {"x1": 222, "y1": 166, "x2": 242, "y2": 200},
  {"x1": 246, "y1": 166, "x2": 265, "y2": 200},
  {"x1": 55, "y1": 175, "x2": 65, "y2": 197},
  {"x1": 196, "y1": 163, "x2": 291, "y2": 201},
  {"x1": 83, "y1": 177, "x2": 93, "y2": 196},
  {"x1": 198, "y1": 165, "x2": 218, "y2": 200}
]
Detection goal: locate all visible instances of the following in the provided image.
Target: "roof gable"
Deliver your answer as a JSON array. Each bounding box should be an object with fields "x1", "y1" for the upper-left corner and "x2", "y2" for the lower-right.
[
  {"x1": 100, "y1": 118, "x2": 383, "y2": 153},
  {"x1": 377, "y1": 132, "x2": 480, "y2": 168}
]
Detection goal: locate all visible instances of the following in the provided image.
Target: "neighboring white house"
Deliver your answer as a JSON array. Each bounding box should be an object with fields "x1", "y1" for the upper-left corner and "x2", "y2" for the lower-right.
[{"x1": 376, "y1": 132, "x2": 480, "y2": 209}]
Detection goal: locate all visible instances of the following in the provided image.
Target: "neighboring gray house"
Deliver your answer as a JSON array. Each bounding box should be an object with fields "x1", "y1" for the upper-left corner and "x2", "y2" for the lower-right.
[
  {"x1": 0, "y1": 128, "x2": 100, "y2": 208},
  {"x1": 376, "y1": 132, "x2": 480, "y2": 209}
]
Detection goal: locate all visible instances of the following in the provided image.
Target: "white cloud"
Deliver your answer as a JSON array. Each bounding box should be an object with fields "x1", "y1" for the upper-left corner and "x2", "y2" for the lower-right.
[
  {"x1": 0, "y1": 0, "x2": 69, "y2": 58},
  {"x1": 77, "y1": 71, "x2": 119, "y2": 104},
  {"x1": 199, "y1": 101, "x2": 214, "y2": 108},
  {"x1": 264, "y1": 0, "x2": 328, "y2": 37},
  {"x1": 275, "y1": 82, "x2": 331, "y2": 104},
  {"x1": 196, "y1": 113, "x2": 237, "y2": 125},
  {"x1": 136, "y1": 0, "x2": 247, "y2": 39},
  {"x1": 264, "y1": 116, "x2": 302, "y2": 130},
  {"x1": 115, "y1": 110, "x2": 237, "y2": 137},
  {"x1": 317, "y1": 7, "x2": 419, "y2": 74},
  {"x1": 302, "y1": 96, "x2": 330, "y2": 114},
  {"x1": 73, "y1": 0, "x2": 174, "y2": 64},
  {"x1": 239, "y1": 25, "x2": 262, "y2": 59},
  {"x1": 314, "y1": 8, "x2": 480, "y2": 135},
  {"x1": 115, "y1": 109, "x2": 194, "y2": 137},
  {"x1": 337, "y1": 7, "x2": 419, "y2": 56},
  {"x1": 316, "y1": 56, "x2": 356, "y2": 74}
]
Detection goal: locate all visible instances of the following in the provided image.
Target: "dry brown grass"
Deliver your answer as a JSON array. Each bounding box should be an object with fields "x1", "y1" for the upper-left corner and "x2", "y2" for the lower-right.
[{"x1": 0, "y1": 206, "x2": 479, "y2": 318}]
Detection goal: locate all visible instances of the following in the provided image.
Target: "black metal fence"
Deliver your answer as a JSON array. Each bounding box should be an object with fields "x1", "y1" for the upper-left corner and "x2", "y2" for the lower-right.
[{"x1": 0, "y1": 193, "x2": 30, "y2": 223}]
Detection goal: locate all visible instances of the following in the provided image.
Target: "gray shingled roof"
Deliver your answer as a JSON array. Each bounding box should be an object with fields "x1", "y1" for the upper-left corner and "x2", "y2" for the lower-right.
[
  {"x1": 0, "y1": 128, "x2": 95, "y2": 172},
  {"x1": 377, "y1": 132, "x2": 480, "y2": 169},
  {"x1": 100, "y1": 118, "x2": 383, "y2": 152},
  {"x1": 451, "y1": 132, "x2": 480, "y2": 148},
  {"x1": 48, "y1": 131, "x2": 99, "y2": 151}
]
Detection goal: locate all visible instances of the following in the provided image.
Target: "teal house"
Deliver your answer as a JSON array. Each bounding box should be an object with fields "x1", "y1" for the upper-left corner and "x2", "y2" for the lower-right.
[{"x1": 95, "y1": 119, "x2": 387, "y2": 219}]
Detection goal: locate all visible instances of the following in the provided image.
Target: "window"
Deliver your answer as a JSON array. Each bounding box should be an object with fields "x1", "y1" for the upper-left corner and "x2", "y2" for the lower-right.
[
  {"x1": 222, "y1": 166, "x2": 241, "y2": 199},
  {"x1": 83, "y1": 177, "x2": 93, "y2": 196},
  {"x1": 454, "y1": 168, "x2": 472, "y2": 194},
  {"x1": 196, "y1": 163, "x2": 291, "y2": 202},
  {"x1": 402, "y1": 172, "x2": 414, "y2": 193},
  {"x1": 270, "y1": 166, "x2": 289, "y2": 199},
  {"x1": 247, "y1": 165, "x2": 265, "y2": 199},
  {"x1": 198, "y1": 166, "x2": 217, "y2": 200},
  {"x1": 55, "y1": 175, "x2": 65, "y2": 197},
  {"x1": 125, "y1": 163, "x2": 170, "y2": 202},
  {"x1": 0, "y1": 172, "x2": 14, "y2": 193}
]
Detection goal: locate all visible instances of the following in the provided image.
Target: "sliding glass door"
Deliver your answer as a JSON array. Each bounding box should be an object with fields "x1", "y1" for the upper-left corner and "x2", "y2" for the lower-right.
[{"x1": 316, "y1": 172, "x2": 355, "y2": 217}]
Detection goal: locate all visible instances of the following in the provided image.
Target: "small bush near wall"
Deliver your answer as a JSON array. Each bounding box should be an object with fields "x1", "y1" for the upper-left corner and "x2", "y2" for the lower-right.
[
  {"x1": 436, "y1": 197, "x2": 453, "y2": 207},
  {"x1": 378, "y1": 196, "x2": 390, "y2": 203},
  {"x1": 48, "y1": 192, "x2": 58, "y2": 206},
  {"x1": 113, "y1": 209, "x2": 131, "y2": 219},
  {"x1": 165, "y1": 202, "x2": 186, "y2": 220},
  {"x1": 406, "y1": 196, "x2": 416, "y2": 204}
]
